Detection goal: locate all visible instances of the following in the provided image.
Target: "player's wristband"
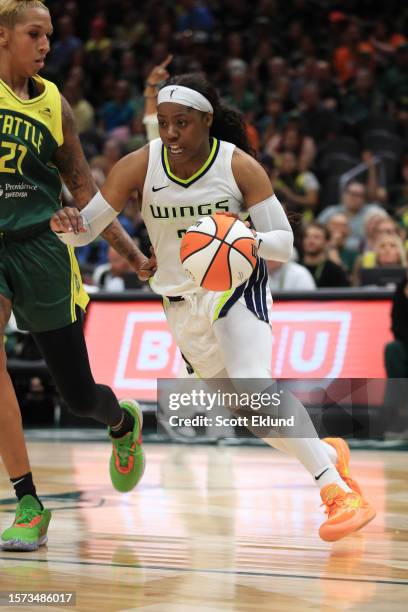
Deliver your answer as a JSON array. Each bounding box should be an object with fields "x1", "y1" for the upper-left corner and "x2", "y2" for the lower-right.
[{"x1": 55, "y1": 191, "x2": 118, "y2": 247}]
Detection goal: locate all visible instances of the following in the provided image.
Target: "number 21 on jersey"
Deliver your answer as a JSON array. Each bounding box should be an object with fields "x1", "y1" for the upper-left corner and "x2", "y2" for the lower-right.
[{"x1": 0, "y1": 140, "x2": 27, "y2": 174}]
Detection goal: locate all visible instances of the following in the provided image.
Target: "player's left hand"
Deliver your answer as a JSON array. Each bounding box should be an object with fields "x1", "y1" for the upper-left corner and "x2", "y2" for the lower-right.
[
  {"x1": 135, "y1": 247, "x2": 157, "y2": 281},
  {"x1": 50, "y1": 207, "x2": 86, "y2": 234}
]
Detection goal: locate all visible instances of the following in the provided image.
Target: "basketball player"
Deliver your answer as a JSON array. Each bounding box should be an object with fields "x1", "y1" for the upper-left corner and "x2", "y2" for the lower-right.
[
  {"x1": 53, "y1": 73, "x2": 376, "y2": 541},
  {"x1": 0, "y1": 0, "x2": 153, "y2": 550}
]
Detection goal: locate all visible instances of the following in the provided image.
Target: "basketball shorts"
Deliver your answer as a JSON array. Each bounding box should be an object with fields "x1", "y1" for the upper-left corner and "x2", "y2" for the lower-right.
[
  {"x1": 163, "y1": 288, "x2": 273, "y2": 378},
  {"x1": 0, "y1": 227, "x2": 89, "y2": 332}
]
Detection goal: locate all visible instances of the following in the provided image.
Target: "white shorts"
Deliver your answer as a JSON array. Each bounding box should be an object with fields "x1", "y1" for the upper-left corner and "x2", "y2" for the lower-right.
[{"x1": 164, "y1": 288, "x2": 273, "y2": 378}]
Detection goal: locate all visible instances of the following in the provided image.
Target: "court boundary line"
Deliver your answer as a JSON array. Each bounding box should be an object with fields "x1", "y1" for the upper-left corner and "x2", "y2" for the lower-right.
[{"x1": 0, "y1": 556, "x2": 407, "y2": 586}]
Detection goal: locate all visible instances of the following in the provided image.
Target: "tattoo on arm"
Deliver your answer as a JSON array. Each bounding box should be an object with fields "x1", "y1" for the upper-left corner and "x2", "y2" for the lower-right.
[
  {"x1": 54, "y1": 96, "x2": 146, "y2": 268},
  {"x1": 53, "y1": 95, "x2": 97, "y2": 208},
  {"x1": 101, "y1": 221, "x2": 144, "y2": 266}
]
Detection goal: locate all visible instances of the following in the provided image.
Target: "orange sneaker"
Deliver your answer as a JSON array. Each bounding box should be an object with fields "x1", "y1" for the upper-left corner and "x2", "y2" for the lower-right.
[
  {"x1": 319, "y1": 484, "x2": 376, "y2": 542},
  {"x1": 323, "y1": 437, "x2": 362, "y2": 495}
]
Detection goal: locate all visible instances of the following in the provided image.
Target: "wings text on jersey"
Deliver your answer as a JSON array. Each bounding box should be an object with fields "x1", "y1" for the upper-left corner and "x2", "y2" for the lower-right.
[{"x1": 149, "y1": 199, "x2": 230, "y2": 219}]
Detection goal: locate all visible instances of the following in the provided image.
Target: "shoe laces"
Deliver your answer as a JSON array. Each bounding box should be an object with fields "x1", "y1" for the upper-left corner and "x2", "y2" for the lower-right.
[
  {"x1": 322, "y1": 489, "x2": 360, "y2": 516},
  {"x1": 15, "y1": 507, "x2": 40, "y2": 526},
  {"x1": 114, "y1": 433, "x2": 135, "y2": 467}
]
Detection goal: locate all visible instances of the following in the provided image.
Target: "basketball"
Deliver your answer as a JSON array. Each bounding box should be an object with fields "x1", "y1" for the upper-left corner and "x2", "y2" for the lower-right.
[{"x1": 180, "y1": 213, "x2": 258, "y2": 291}]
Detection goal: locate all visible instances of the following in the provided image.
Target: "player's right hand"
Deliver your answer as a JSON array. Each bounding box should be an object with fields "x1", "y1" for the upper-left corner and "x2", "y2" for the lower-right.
[{"x1": 50, "y1": 207, "x2": 87, "y2": 234}]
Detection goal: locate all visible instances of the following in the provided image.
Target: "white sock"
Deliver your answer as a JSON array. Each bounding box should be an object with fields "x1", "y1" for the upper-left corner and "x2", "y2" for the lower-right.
[
  {"x1": 262, "y1": 437, "x2": 352, "y2": 493},
  {"x1": 312, "y1": 465, "x2": 352, "y2": 492}
]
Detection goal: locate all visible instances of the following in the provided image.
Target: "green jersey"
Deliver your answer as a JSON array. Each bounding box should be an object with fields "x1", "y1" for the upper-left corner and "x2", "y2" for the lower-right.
[{"x1": 0, "y1": 75, "x2": 63, "y2": 231}]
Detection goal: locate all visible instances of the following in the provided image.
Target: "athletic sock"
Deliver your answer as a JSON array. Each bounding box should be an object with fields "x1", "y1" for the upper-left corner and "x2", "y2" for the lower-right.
[
  {"x1": 110, "y1": 409, "x2": 135, "y2": 439},
  {"x1": 10, "y1": 472, "x2": 44, "y2": 510},
  {"x1": 313, "y1": 465, "x2": 352, "y2": 492},
  {"x1": 262, "y1": 437, "x2": 352, "y2": 493}
]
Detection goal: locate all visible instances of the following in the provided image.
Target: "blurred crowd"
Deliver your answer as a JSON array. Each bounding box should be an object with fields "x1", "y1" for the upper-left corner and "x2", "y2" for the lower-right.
[{"x1": 39, "y1": 0, "x2": 408, "y2": 291}]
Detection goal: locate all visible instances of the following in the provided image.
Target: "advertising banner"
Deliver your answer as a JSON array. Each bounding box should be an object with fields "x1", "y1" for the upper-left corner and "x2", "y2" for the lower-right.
[{"x1": 85, "y1": 299, "x2": 393, "y2": 402}]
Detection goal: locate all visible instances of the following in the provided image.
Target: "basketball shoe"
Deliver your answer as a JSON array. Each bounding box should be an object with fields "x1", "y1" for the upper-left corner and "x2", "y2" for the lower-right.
[
  {"x1": 1, "y1": 495, "x2": 51, "y2": 551},
  {"x1": 319, "y1": 438, "x2": 376, "y2": 541},
  {"x1": 323, "y1": 437, "x2": 362, "y2": 494},
  {"x1": 109, "y1": 399, "x2": 145, "y2": 493},
  {"x1": 319, "y1": 484, "x2": 376, "y2": 542}
]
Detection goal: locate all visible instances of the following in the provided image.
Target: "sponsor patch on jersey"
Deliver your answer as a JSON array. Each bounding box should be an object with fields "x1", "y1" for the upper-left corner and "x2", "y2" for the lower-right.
[{"x1": 0, "y1": 182, "x2": 38, "y2": 199}]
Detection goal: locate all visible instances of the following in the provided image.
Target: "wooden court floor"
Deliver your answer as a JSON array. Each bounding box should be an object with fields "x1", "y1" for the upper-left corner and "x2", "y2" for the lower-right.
[{"x1": 0, "y1": 440, "x2": 407, "y2": 611}]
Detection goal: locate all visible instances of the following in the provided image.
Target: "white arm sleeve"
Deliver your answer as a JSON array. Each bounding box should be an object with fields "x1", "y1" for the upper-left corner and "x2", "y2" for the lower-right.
[
  {"x1": 250, "y1": 194, "x2": 293, "y2": 262},
  {"x1": 55, "y1": 191, "x2": 119, "y2": 247}
]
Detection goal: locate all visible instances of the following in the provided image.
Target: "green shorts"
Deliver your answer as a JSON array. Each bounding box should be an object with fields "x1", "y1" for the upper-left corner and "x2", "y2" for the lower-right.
[{"x1": 0, "y1": 227, "x2": 89, "y2": 332}]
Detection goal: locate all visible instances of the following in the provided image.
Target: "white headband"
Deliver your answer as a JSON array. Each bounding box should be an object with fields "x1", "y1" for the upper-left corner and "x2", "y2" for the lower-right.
[{"x1": 158, "y1": 85, "x2": 213, "y2": 113}]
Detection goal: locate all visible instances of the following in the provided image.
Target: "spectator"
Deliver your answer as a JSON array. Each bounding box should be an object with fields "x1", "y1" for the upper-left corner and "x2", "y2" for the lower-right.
[
  {"x1": 250, "y1": 39, "x2": 275, "y2": 89},
  {"x1": 359, "y1": 209, "x2": 390, "y2": 255},
  {"x1": 314, "y1": 60, "x2": 340, "y2": 109},
  {"x1": 62, "y1": 79, "x2": 95, "y2": 134},
  {"x1": 353, "y1": 234, "x2": 407, "y2": 286},
  {"x1": 352, "y1": 213, "x2": 402, "y2": 283},
  {"x1": 326, "y1": 213, "x2": 358, "y2": 275},
  {"x1": 273, "y1": 151, "x2": 319, "y2": 221},
  {"x1": 318, "y1": 181, "x2": 383, "y2": 251},
  {"x1": 301, "y1": 223, "x2": 350, "y2": 287},
  {"x1": 257, "y1": 92, "x2": 286, "y2": 147},
  {"x1": 47, "y1": 14, "x2": 82, "y2": 76},
  {"x1": 177, "y1": 0, "x2": 214, "y2": 34},
  {"x1": 101, "y1": 138, "x2": 125, "y2": 173},
  {"x1": 113, "y1": 7, "x2": 147, "y2": 49},
  {"x1": 127, "y1": 114, "x2": 148, "y2": 152},
  {"x1": 265, "y1": 56, "x2": 288, "y2": 90},
  {"x1": 119, "y1": 50, "x2": 140, "y2": 92},
  {"x1": 84, "y1": 16, "x2": 112, "y2": 55},
  {"x1": 99, "y1": 80, "x2": 135, "y2": 132},
  {"x1": 92, "y1": 245, "x2": 143, "y2": 291},
  {"x1": 267, "y1": 260, "x2": 316, "y2": 291},
  {"x1": 298, "y1": 82, "x2": 338, "y2": 143},
  {"x1": 370, "y1": 17, "x2": 406, "y2": 61},
  {"x1": 283, "y1": 19, "x2": 304, "y2": 63},
  {"x1": 224, "y1": 61, "x2": 258, "y2": 115},
  {"x1": 381, "y1": 42, "x2": 408, "y2": 104},
  {"x1": 376, "y1": 217, "x2": 406, "y2": 243},
  {"x1": 374, "y1": 234, "x2": 406, "y2": 267},
  {"x1": 333, "y1": 21, "x2": 372, "y2": 84},
  {"x1": 265, "y1": 123, "x2": 316, "y2": 172},
  {"x1": 341, "y1": 68, "x2": 385, "y2": 127}
]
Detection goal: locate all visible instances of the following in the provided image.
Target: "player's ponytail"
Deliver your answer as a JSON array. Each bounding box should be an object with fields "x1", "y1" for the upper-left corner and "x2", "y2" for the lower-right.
[
  {"x1": 0, "y1": 1, "x2": 46, "y2": 27},
  {"x1": 166, "y1": 73, "x2": 255, "y2": 158}
]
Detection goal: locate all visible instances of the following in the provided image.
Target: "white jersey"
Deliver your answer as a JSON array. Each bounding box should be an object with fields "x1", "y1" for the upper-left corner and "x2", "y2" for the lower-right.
[
  {"x1": 142, "y1": 137, "x2": 271, "y2": 325},
  {"x1": 142, "y1": 137, "x2": 243, "y2": 296}
]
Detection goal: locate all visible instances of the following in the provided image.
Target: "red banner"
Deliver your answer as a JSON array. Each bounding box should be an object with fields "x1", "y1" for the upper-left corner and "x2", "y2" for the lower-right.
[{"x1": 84, "y1": 299, "x2": 393, "y2": 401}]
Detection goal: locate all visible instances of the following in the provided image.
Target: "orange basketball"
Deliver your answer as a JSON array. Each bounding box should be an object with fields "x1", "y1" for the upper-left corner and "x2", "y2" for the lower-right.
[{"x1": 180, "y1": 213, "x2": 257, "y2": 291}]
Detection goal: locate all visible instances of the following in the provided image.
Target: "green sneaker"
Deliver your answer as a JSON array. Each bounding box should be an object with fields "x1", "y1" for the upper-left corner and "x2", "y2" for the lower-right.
[
  {"x1": 109, "y1": 399, "x2": 145, "y2": 493},
  {"x1": 1, "y1": 495, "x2": 51, "y2": 552}
]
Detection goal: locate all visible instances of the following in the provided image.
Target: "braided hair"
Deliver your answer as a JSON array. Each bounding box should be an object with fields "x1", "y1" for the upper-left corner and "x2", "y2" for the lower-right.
[{"x1": 165, "y1": 73, "x2": 255, "y2": 158}]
